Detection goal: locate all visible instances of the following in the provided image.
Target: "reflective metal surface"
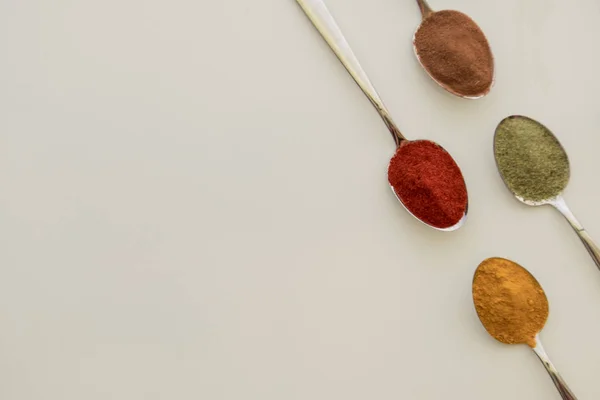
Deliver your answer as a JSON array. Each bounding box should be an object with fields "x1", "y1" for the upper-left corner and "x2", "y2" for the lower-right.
[
  {"x1": 532, "y1": 335, "x2": 578, "y2": 400},
  {"x1": 295, "y1": 0, "x2": 468, "y2": 231},
  {"x1": 493, "y1": 115, "x2": 600, "y2": 272}
]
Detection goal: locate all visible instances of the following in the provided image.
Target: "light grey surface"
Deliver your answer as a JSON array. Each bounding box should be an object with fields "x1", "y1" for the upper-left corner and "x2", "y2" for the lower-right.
[{"x1": 1, "y1": 0, "x2": 600, "y2": 399}]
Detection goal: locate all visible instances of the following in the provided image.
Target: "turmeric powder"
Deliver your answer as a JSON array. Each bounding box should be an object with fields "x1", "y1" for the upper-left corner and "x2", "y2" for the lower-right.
[{"x1": 472, "y1": 257, "x2": 549, "y2": 348}]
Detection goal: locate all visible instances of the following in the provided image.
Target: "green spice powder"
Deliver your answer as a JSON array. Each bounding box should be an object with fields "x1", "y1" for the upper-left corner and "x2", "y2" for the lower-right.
[{"x1": 494, "y1": 116, "x2": 570, "y2": 202}]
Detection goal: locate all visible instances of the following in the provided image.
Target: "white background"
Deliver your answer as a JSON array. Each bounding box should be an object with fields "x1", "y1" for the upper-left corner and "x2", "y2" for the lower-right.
[{"x1": 2, "y1": 0, "x2": 600, "y2": 398}]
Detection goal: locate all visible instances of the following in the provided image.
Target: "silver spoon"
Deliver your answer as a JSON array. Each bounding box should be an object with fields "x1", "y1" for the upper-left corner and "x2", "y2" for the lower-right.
[
  {"x1": 494, "y1": 115, "x2": 600, "y2": 271},
  {"x1": 473, "y1": 257, "x2": 577, "y2": 400},
  {"x1": 413, "y1": 0, "x2": 495, "y2": 99},
  {"x1": 295, "y1": 0, "x2": 468, "y2": 231},
  {"x1": 532, "y1": 336, "x2": 578, "y2": 400}
]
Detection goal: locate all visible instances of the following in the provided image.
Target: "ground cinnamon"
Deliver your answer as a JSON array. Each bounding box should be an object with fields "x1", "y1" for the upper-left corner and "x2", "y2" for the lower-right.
[
  {"x1": 472, "y1": 257, "x2": 549, "y2": 348},
  {"x1": 414, "y1": 10, "x2": 494, "y2": 97}
]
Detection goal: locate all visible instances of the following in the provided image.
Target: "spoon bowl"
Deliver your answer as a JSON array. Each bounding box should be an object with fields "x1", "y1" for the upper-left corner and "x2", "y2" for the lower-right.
[
  {"x1": 413, "y1": 0, "x2": 494, "y2": 98},
  {"x1": 388, "y1": 139, "x2": 468, "y2": 231},
  {"x1": 472, "y1": 257, "x2": 548, "y2": 347},
  {"x1": 494, "y1": 115, "x2": 600, "y2": 271},
  {"x1": 494, "y1": 115, "x2": 570, "y2": 205}
]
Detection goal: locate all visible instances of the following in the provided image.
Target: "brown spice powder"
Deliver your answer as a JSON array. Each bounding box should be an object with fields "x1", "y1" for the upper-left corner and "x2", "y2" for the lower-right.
[
  {"x1": 414, "y1": 10, "x2": 494, "y2": 97},
  {"x1": 472, "y1": 258, "x2": 549, "y2": 348}
]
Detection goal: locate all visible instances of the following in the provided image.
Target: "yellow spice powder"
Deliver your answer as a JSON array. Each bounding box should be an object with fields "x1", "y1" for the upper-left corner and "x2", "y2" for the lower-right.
[{"x1": 472, "y1": 257, "x2": 549, "y2": 348}]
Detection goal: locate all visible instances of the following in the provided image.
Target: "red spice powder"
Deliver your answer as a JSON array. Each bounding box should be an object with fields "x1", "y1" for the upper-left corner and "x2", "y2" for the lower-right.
[{"x1": 387, "y1": 140, "x2": 467, "y2": 229}]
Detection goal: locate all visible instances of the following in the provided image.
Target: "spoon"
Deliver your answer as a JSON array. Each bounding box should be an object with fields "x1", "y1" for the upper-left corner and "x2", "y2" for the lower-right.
[
  {"x1": 413, "y1": 0, "x2": 494, "y2": 98},
  {"x1": 472, "y1": 257, "x2": 577, "y2": 400},
  {"x1": 494, "y1": 115, "x2": 600, "y2": 272},
  {"x1": 295, "y1": 0, "x2": 468, "y2": 231}
]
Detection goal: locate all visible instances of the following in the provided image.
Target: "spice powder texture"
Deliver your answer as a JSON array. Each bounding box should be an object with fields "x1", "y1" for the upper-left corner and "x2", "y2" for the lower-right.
[
  {"x1": 495, "y1": 116, "x2": 570, "y2": 202},
  {"x1": 472, "y1": 257, "x2": 549, "y2": 348},
  {"x1": 414, "y1": 10, "x2": 494, "y2": 97},
  {"x1": 387, "y1": 140, "x2": 467, "y2": 229}
]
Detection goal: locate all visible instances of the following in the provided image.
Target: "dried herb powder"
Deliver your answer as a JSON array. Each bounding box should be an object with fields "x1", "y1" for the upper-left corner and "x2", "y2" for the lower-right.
[
  {"x1": 472, "y1": 257, "x2": 549, "y2": 348},
  {"x1": 414, "y1": 10, "x2": 494, "y2": 97},
  {"x1": 494, "y1": 116, "x2": 570, "y2": 203}
]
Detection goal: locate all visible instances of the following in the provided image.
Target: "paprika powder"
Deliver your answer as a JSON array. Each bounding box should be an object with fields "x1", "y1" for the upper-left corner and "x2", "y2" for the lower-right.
[{"x1": 387, "y1": 140, "x2": 467, "y2": 229}]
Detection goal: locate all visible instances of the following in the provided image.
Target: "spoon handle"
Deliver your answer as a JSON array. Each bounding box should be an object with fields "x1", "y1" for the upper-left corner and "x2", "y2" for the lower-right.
[
  {"x1": 552, "y1": 196, "x2": 600, "y2": 272},
  {"x1": 295, "y1": 0, "x2": 405, "y2": 146},
  {"x1": 532, "y1": 337, "x2": 578, "y2": 400},
  {"x1": 416, "y1": 0, "x2": 434, "y2": 19}
]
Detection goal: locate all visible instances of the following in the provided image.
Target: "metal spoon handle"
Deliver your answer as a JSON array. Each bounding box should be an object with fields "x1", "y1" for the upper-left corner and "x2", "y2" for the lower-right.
[
  {"x1": 295, "y1": 0, "x2": 405, "y2": 146},
  {"x1": 416, "y1": 0, "x2": 434, "y2": 19},
  {"x1": 552, "y1": 196, "x2": 600, "y2": 272},
  {"x1": 532, "y1": 337, "x2": 577, "y2": 400}
]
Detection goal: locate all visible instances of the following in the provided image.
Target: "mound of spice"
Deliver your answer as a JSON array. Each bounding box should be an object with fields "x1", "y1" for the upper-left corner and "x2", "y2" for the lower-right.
[
  {"x1": 387, "y1": 140, "x2": 467, "y2": 229},
  {"x1": 414, "y1": 10, "x2": 494, "y2": 97},
  {"x1": 495, "y1": 116, "x2": 570, "y2": 202},
  {"x1": 472, "y1": 257, "x2": 549, "y2": 348}
]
